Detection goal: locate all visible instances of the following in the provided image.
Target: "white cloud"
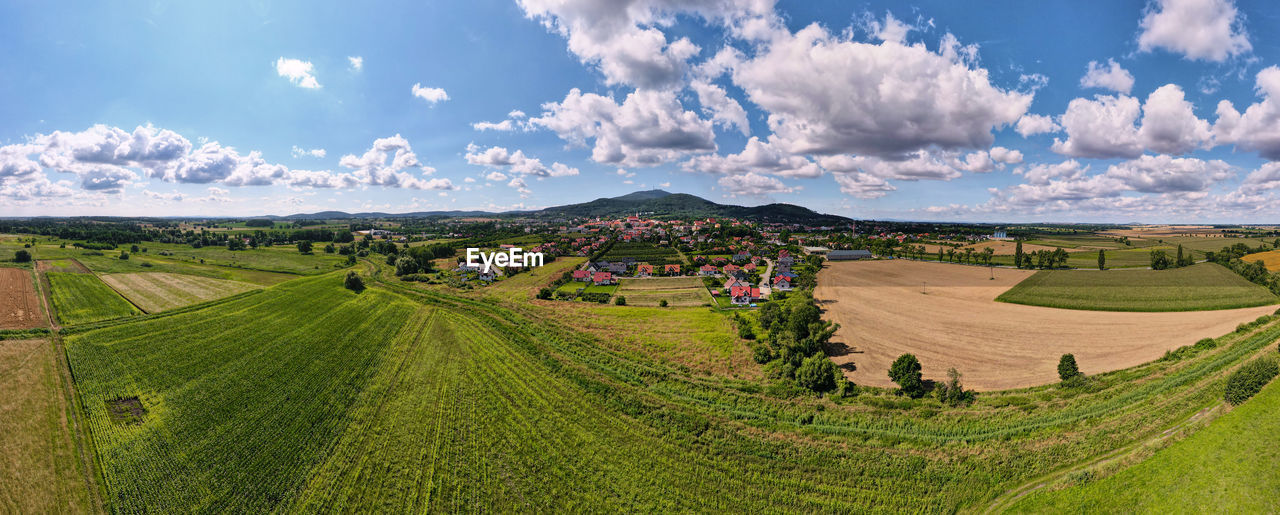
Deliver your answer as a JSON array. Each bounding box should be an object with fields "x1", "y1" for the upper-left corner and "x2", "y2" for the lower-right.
[
  {"x1": 718, "y1": 172, "x2": 794, "y2": 198},
  {"x1": 616, "y1": 168, "x2": 635, "y2": 177},
  {"x1": 1015, "y1": 160, "x2": 1089, "y2": 185},
  {"x1": 1138, "y1": 84, "x2": 1213, "y2": 155},
  {"x1": 658, "y1": 181, "x2": 671, "y2": 188},
  {"x1": 339, "y1": 135, "x2": 455, "y2": 190},
  {"x1": 1052, "y1": 85, "x2": 1212, "y2": 158},
  {"x1": 1102, "y1": 154, "x2": 1232, "y2": 193},
  {"x1": 989, "y1": 146, "x2": 1024, "y2": 165},
  {"x1": 1138, "y1": 0, "x2": 1250, "y2": 62},
  {"x1": 730, "y1": 24, "x2": 1031, "y2": 157},
  {"x1": 1242, "y1": 162, "x2": 1280, "y2": 191},
  {"x1": 532, "y1": 88, "x2": 716, "y2": 167},
  {"x1": 508, "y1": 177, "x2": 532, "y2": 197},
  {"x1": 411, "y1": 83, "x2": 449, "y2": 104},
  {"x1": 485, "y1": 171, "x2": 508, "y2": 182},
  {"x1": 463, "y1": 176, "x2": 477, "y2": 183},
  {"x1": 348, "y1": 56, "x2": 363, "y2": 71},
  {"x1": 276, "y1": 57, "x2": 321, "y2": 89},
  {"x1": 1213, "y1": 66, "x2": 1280, "y2": 159},
  {"x1": 1015, "y1": 114, "x2": 1060, "y2": 137},
  {"x1": 832, "y1": 172, "x2": 895, "y2": 199},
  {"x1": 464, "y1": 145, "x2": 580, "y2": 177},
  {"x1": 690, "y1": 80, "x2": 749, "y2": 135},
  {"x1": 291, "y1": 145, "x2": 326, "y2": 158},
  {"x1": 818, "y1": 151, "x2": 964, "y2": 182},
  {"x1": 683, "y1": 137, "x2": 821, "y2": 178},
  {"x1": 1080, "y1": 59, "x2": 1135, "y2": 94}
]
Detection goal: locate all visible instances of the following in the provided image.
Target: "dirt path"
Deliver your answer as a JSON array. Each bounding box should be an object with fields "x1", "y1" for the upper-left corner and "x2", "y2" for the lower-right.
[{"x1": 815, "y1": 260, "x2": 1277, "y2": 390}]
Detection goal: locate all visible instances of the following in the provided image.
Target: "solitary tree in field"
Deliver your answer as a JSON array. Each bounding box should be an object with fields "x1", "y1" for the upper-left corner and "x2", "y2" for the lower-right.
[
  {"x1": 343, "y1": 271, "x2": 364, "y2": 292},
  {"x1": 1058, "y1": 353, "x2": 1081, "y2": 382},
  {"x1": 1098, "y1": 249, "x2": 1105, "y2": 270},
  {"x1": 1014, "y1": 240, "x2": 1024, "y2": 268},
  {"x1": 889, "y1": 353, "x2": 925, "y2": 398},
  {"x1": 13, "y1": 249, "x2": 31, "y2": 263},
  {"x1": 297, "y1": 241, "x2": 313, "y2": 254}
]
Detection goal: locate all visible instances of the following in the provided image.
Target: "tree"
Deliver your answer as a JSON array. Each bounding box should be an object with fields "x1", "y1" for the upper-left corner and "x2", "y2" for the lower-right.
[
  {"x1": 323, "y1": 243, "x2": 336, "y2": 254},
  {"x1": 614, "y1": 295, "x2": 627, "y2": 306},
  {"x1": 297, "y1": 241, "x2": 313, "y2": 254},
  {"x1": 343, "y1": 271, "x2": 364, "y2": 292},
  {"x1": 536, "y1": 287, "x2": 553, "y2": 300},
  {"x1": 130, "y1": 244, "x2": 140, "y2": 253},
  {"x1": 226, "y1": 238, "x2": 246, "y2": 251},
  {"x1": 888, "y1": 353, "x2": 925, "y2": 398},
  {"x1": 1058, "y1": 353, "x2": 1081, "y2": 382},
  {"x1": 119, "y1": 250, "x2": 129, "y2": 260},
  {"x1": 937, "y1": 368, "x2": 974, "y2": 407},
  {"x1": 796, "y1": 353, "x2": 838, "y2": 392},
  {"x1": 658, "y1": 299, "x2": 668, "y2": 307},
  {"x1": 1150, "y1": 250, "x2": 1170, "y2": 270},
  {"x1": 13, "y1": 249, "x2": 31, "y2": 263},
  {"x1": 395, "y1": 256, "x2": 418, "y2": 276},
  {"x1": 1098, "y1": 249, "x2": 1105, "y2": 270},
  {"x1": 1014, "y1": 240, "x2": 1024, "y2": 268}
]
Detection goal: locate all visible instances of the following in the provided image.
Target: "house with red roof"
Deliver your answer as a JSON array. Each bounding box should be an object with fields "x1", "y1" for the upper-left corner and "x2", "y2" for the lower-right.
[
  {"x1": 636, "y1": 264, "x2": 654, "y2": 277},
  {"x1": 730, "y1": 286, "x2": 761, "y2": 305},
  {"x1": 592, "y1": 272, "x2": 614, "y2": 285},
  {"x1": 772, "y1": 275, "x2": 792, "y2": 291},
  {"x1": 664, "y1": 264, "x2": 681, "y2": 275},
  {"x1": 699, "y1": 264, "x2": 717, "y2": 276},
  {"x1": 723, "y1": 264, "x2": 740, "y2": 274},
  {"x1": 573, "y1": 270, "x2": 591, "y2": 282}
]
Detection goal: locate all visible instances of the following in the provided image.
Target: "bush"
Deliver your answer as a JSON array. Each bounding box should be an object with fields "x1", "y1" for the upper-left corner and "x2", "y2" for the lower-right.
[
  {"x1": 537, "y1": 287, "x2": 553, "y2": 300},
  {"x1": 936, "y1": 368, "x2": 975, "y2": 407},
  {"x1": 1058, "y1": 354, "x2": 1081, "y2": 382},
  {"x1": 1194, "y1": 338, "x2": 1218, "y2": 350},
  {"x1": 397, "y1": 273, "x2": 432, "y2": 282},
  {"x1": 395, "y1": 256, "x2": 419, "y2": 276},
  {"x1": 13, "y1": 249, "x2": 31, "y2": 263},
  {"x1": 297, "y1": 241, "x2": 313, "y2": 254},
  {"x1": 752, "y1": 344, "x2": 774, "y2": 364},
  {"x1": 343, "y1": 271, "x2": 364, "y2": 292},
  {"x1": 658, "y1": 299, "x2": 668, "y2": 307},
  {"x1": 889, "y1": 354, "x2": 925, "y2": 398},
  {"x1": 795, "y1": 353, "x2": 838, "y2": 393},
  {"x1": 580, "y1": 292, "x2": 611, "y2": 303},
  {"x1": 119, "y1": 251, "x2": 130, "y2": 260},
  {"x1": 1224, "y1": 356, "x2": 1279, "y2": 405}
]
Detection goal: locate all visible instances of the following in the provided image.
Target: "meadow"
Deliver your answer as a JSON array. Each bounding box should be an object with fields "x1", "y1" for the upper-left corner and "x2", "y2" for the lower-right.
[
  {"x1": 100, "y1": 273, "x2": 260, "y2": 313},
  {"x1": 54, "y1": 262, "x2": 1280, "y2": 512},
  {"x1": 997, "y1": 263, "x2": 1278, "y2": 312},
  {"x1": 1009, "y1": 378, "x2": 1280, "y2": 512},
  {"x1": 46, "y1": 272, "x2": 140, "y2": 326},
  {"x1": 614, "y1": 277, "x2": 711, "y2": 307}
]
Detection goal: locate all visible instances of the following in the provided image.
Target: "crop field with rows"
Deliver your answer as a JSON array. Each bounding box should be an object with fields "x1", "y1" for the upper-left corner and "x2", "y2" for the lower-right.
[
  {"x1": 600, "y1": 241, "x2": 682, "y2": 265},
  {"x1": 997, "y1": 263, "x2": 1278, "y2": 312},
  {"x1": 46, "y1": 272, "x2": 140, "y2": 326},
  {"x1": 99, "y1": 272, "x2": 259, "y2": 313},
  {"x1": 60, "y1": 267, "x2": 1280, "y2": 512}
]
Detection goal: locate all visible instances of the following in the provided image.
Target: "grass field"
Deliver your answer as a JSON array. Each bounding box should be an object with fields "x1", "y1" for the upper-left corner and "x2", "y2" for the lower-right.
[
  {"x1": 614, "y1": 277, "x2": 711, "y2": 306},
  {"x1": 46, "y1": 272, "x2": 141, "y2": 325},
  {"x1": 100, "y1": 273, "x2": 260, "y2": 313},
  {"x1": 1010, "y1": 378, "x2": 1280, "y2": 512},
  {"x1": 997, "y1": 263, "x2": 1278, "y2": 312},
  {"x1": 600, "y1": 241, "x2": 682, "y2": 265},
  {"x1": 0, "y1": 339, "x2": 94, "y2": 512},
  {"x1": 1242, "y1": 248, "x2": 1280, "y2": 271},
  {"x1": 59, "y1": 267, "x2": 1280, "y2": 512}
]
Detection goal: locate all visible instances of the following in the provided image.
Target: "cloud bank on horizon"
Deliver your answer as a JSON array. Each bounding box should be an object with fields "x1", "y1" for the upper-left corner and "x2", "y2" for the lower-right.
[{"x1": 4, "y1": 0, "x2": 1280, "y2": 222}]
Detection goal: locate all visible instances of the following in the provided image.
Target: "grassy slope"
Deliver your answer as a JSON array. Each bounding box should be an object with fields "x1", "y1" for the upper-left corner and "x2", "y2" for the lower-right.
[
  {"x1": 0, "y1": 339, "x2": 93, "y2": 512},
  {"x1": 1010, "y1": 378, "x2": 1280, "y2": 513},
  {"x1": 46, "y1": 272, "x2": 140, "y2": 325},
  {"x1": 997, "y1": 263, "x2": 1278, "y2": 312},
  {"x1": 100, "y1": 272, "x2": 259, "y2": 313},
  {"x1": 62, "y1": 265, "x2": 1280, "y2": 512}
]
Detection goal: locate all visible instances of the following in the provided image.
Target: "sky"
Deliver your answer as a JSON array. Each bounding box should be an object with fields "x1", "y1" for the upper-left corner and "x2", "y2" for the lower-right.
[{"x1": 5, "y1": 0, "x2": 1280, "y2": 223}]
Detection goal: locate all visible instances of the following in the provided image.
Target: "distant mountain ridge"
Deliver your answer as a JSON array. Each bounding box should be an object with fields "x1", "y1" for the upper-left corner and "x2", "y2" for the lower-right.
[{"x1": 281, "y1": 190, "x2": 850, "y2": 224}]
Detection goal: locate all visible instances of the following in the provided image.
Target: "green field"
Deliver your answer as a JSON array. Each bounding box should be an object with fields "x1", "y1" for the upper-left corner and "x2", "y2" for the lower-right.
[
  {"x1": 100, "y1": 273, "x2": 260, "y2": 313},
  {"x1": 997, "y1": 263, "x2": 1279, "y2": 311},
  {"x1": 600, "y1": 241, "x2": 681, "y2": 265},
  {"x1": 46, "y1": 272, "x2": 141, "y2": 325},
  {"x1": 1011, "y1": 378, "x2": 1280, "y2": 512},
  {"x1": 614, "y1": 277, "x2": 712, "y2": 306}
]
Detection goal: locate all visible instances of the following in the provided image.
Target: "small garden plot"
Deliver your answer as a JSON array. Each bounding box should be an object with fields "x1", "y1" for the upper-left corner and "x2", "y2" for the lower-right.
[
  {"x1": 100, "y1": 272, "x2": 261, "y2": 313},
  {"x1": 601, "y1": 242, "x2": 682, "y2": 265},
  {"x1": 615, "y1": 277, "x2": 711, "y2": 307},
  {"x1": 46, "y1": 271, "x2": 140, "y2": 325}
]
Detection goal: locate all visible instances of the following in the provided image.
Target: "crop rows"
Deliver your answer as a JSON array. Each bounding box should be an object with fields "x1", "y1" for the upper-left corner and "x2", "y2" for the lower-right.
[{"x1": 45, "y1": 271, "x2": 140, "y2": 326}]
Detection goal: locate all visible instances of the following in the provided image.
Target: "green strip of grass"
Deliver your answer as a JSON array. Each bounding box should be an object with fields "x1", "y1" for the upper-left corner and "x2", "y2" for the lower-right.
[
  {"x1": 47, "y1": 272, "x2": 141, "y2": 325},
  {"x1": 996, "y1": 263, "x2": 1278, "y2": 312}
]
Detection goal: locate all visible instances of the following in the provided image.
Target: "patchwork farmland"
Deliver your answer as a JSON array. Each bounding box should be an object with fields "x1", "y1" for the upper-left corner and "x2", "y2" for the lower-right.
[
  {"x1": 814, "y1": 260, "x2": 1278, "y2": 390},
  {"x1": 0, "y1": 268, "x2": 43, "y2": 328},
  {"x1": 614, "y1": 276, "x2": 711, "y2": 306},
  {"x1": 45, "y1": 272, "x2": 141, "y2": 326},
  {"x1": 100, "y1": 273, "x2": 260, "y2": 313}
]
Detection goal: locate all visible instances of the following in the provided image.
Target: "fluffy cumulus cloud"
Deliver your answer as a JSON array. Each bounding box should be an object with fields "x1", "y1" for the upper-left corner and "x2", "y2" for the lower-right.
[
  {"x1": 832, "y1": 171, "x2": 895, "y2": 199},
  {"x1": 717, "y1": 172, "x2": 794, "y2": 198},
  {"x1": 515, "y1": 0, "x2": 771, "y2": 89},
  {"x1": 1213, "y1": 66, "x2": 1280, "y2": 160},
  {"x1": 1137, "y1": 0, "x2": 1250, "y2": 62},
  {"x1": 411, "y1": 83, "x2": 449, "y2": 104},
  {"x1": 348, "y1": 56, "x2": 363, "y2": 71},
  {"x1": 989, "y1": 146, "x2": 1024, "y2": 165},
  {"x1": 532, "y1": 88, "x2": 716, "y2": 166},
  {"x1": 1080, "y1": 58, "x2": 1135, "y2": 94},
  {"x1": 1052, "y1": 85, "x2": 1211, "y2": 158},
  {"x1": 464, "y1": 144, "x2": 580, "y2": 178},
  {"x1": 340, "y1": 135, "x2": 454, "y2": 190},
  {"x1": 1015, "y1": 114, "x2": 1060, "y2": 137},
  {"x1": 690, "y1": 80, "x2": 749, "y2": 135},
  {"x1": 818, "y1": 150, "x2": 979, "y2": 182},
  {"x1": 730, "y1": 25, "x2": 1031, "y2": 157},
  {"x1": 291, "y1": 145, "x2": 326, "y2": 158},
  {"x1": 1103, "y1": 154, "x2": 1231, "y2": 193},
  {"x1": 683, "y1": 137, "x2": 820, "y2": 178},
  {"x1": 276, "y1": 57, "x2": 321, "y2": 89}
]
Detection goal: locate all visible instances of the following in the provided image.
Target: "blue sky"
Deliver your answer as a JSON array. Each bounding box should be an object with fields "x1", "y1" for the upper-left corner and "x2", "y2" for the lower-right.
[{"x1": 4, "y1": 0, "x2": 1280, "y2": 222}]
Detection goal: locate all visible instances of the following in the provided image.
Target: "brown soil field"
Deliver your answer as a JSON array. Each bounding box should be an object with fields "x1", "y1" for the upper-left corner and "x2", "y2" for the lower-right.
[
  {"x1": 1100, "y1": 226, "x2": 1227, "y2": 238},
  {"x1": 814, "y1": 260, "x2": 1277, "y2": 390},
  {"x1": 34, "y1": 259, "x2": 90, "y2": 274},
  {"x1": 0, "y1": 268, "x2": 44, "y2": 329}
]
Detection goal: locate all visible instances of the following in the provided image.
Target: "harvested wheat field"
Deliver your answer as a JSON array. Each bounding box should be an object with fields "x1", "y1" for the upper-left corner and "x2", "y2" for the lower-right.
[
  {"x1": 814, "y1": 260, "x2": 1277, "y2": 390},
  {"x1": 99, "y1": 272, "x2": 260, "y2": 313},
  {"x1": 0, "y1": 268, "x2": 44, "y2": 329}
]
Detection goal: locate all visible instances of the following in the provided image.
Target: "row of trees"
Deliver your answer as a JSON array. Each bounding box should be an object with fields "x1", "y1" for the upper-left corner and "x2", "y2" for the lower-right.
[
  {"x1": 886, "y1": 354, "x2": 974, "y2": 406},
  {"x1": 1149, "y1": 244, "x2": 1196, "y2": 270},
  {"x1": 749, "y1": 293, "x2": 852, "y2": 395}
]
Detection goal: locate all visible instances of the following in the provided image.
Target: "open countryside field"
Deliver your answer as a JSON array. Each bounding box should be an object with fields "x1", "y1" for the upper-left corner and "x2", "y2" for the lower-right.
[
  {"x1": 998, "y1": 263, "x2": 1278, "y2": 311},
  {"x1": 142, "y1": 242, "x2": 349, "y2": 275},
  {"x1": 46, "y1": 272, "x2": 141, "y2": 326},
  {"x1": 55, "y1": 266, "x2": 1280, "y2": 512},
  {"x1": 1242, "y1": 248, "x2": 1280, "y2": 271},
  {"x1": 0, "y1": 268, "x2": 44, "y2": 328},
  {"x1": 100, "y1": 273, "x2": 260, "y2": 313},
  {"x1": 0, "y1": 339, "x2": 95, "y2": 512},
  {"x1": 814, "y1": 260, "x2": 1278, "y2": 390},
  {"x1": 1011, "y1": 379, "x2": 1280, "y2": 512},
  {"x1": 600, "y1": 241, "x2": 681, "y2": 265},
  {"x1": 615, "y1": 276, "x2": 712, "y2": 306}
]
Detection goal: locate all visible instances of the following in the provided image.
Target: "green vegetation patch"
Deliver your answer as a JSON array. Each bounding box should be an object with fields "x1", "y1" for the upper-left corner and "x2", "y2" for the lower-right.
[
  {"x1": 997, "y1": 263, "x2": 1278, "y2": 312},
  {"x1": 1010, "y1": 379, "x2": 1280, "y2": 513},
  {"x1": 600, "y1": 241, "x2": 681, "y2": 265},
  {"x1": 46, "y1": 271, "x2": 141, "y2": 325}
]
